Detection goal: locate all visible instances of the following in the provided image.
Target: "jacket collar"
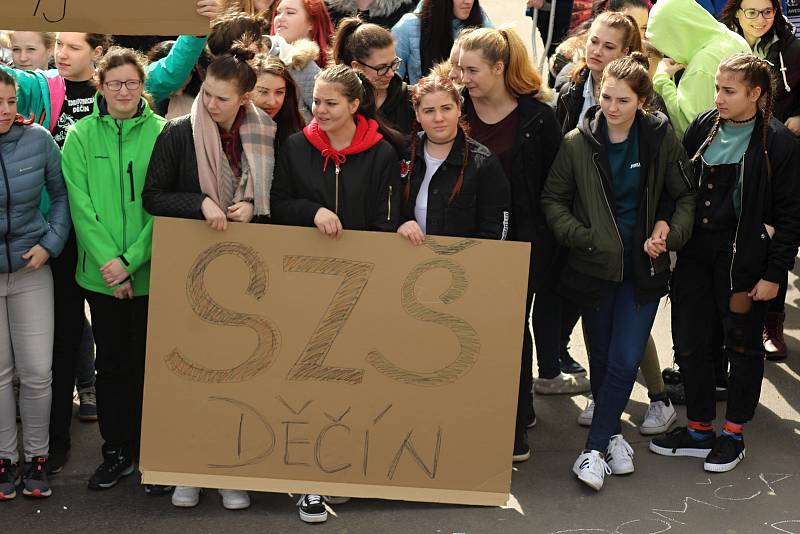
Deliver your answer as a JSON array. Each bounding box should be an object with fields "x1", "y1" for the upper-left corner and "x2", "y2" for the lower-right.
[
  {"x1": 380, "y1": 75, "x2": 408, "y2": 113},
  {"x1": 579, "y1": 106, "x2": 669, "y2": 155},
  {"x1": 461, "y1": 88, "x2": 545, "y2": 130}
]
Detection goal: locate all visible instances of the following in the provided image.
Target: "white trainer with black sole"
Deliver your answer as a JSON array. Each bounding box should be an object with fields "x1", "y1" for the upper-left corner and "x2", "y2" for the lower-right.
[{"x1": 572, "y1": 450, "x2": 611, "y2": 491}]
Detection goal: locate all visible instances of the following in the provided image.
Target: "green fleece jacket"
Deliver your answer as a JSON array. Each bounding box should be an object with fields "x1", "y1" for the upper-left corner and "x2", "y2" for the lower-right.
[
  {"x1": 646, "y1": 0, "x2": 749, "y2": 136},
  {"x1": 61, "y1": 96, "x2": 166, "y2": 297}
]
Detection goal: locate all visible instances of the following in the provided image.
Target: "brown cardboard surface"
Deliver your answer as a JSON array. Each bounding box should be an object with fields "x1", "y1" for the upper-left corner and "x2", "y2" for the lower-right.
[
  {"x1": 140, "y1": 218, "x2": 530, "y2": 506},
  {"x1": 6, "y1": 0, "x2": 208, "y2": 35}
]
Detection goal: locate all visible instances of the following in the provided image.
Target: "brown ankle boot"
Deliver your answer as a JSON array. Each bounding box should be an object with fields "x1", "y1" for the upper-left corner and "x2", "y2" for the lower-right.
[{"x1": 763, "y1": 311, "x2": 788, "y2": 361}]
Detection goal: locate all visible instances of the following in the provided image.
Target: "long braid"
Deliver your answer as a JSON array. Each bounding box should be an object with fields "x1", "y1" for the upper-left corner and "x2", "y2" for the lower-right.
[
  {"x1": 692, "y1": 115, "x2": 722, "y2": 163},
  {"x1": 759, "y1": 59, "x2": 774, "y2": 179},
  {"x1": 405, "y1": 120, "x2": 420, "y2": 202},
  {"x1": 448, "y1": 126, "x2": 469, "y2": 205}
]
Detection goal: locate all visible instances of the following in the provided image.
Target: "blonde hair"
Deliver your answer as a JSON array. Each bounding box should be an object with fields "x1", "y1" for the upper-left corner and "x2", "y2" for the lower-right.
[{"x1": 459, "y1": 26, "x2": 552, "y2": 103}]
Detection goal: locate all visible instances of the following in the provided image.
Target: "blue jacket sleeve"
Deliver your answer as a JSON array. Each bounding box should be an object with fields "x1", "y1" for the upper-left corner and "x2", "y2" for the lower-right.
[
  {"x1": 39, "y1": 132, "x2": 71, "y2": 257},
  {"x1": 145, "y1": 35, "x2": 208, "y2": 103}
]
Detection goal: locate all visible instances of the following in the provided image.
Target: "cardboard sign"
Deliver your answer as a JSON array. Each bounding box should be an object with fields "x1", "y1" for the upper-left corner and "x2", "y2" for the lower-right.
[
  {"x1": 5, "y1": 0, "x2": 209, "y2": 35},
  {"x1": 140, "y1": 218, "x2": 529, "y2": 506}
]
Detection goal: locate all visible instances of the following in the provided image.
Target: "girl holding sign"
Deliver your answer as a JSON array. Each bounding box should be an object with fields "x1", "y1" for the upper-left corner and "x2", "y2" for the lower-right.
[
  {"x1": 397, "y1": 74, "x2": 510, "y2": 244},
  {"x1": 143, "y1": 44, "x2": 276, "y2": 511},
  {"x1": 60, "y1": 47, "x2": 167, "y2": 492},
  {"x1": 269, "y1": 64, "x2": 400, "y2": 523},
  {"x1": 0, "y1": 69, "x2": 70, "y2": 501},
  {"x1": 542, "y1": 53, "x2": 695, "y2": 491}
]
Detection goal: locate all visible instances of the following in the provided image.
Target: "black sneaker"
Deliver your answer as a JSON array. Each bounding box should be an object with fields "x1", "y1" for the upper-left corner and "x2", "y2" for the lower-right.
[
  {"x1": 298, "y1": 494, "x2": 328, "y2": 523},
  {"x1": 47, "y1": 447, "x2": 69, "y2": 476},
  {"x1": 22, "y1": 457, "x2": 51, "y2": 498},
  {"x1": 649, "y1": 427, "x2": 716, "y2": 458},
  {"x1": 665, "y1": 383, "x2": 686, "y2": 405},
  {"x1": 0, "y1": 458, "x2": 21, "y2": 501},
  {"x1": 513, "y1": 428, "x2": 531, "y2": 462},
  {"x1": 560, "y1": 350, "x2": 587, "y2": 375},
  {"x1": 526, "y1": 403, "x2": 537, "y2": 429},
  {"x1": 144, "y1": 484, "x2": 175, "y2": 496},
  {"x1": 703, "y1": 434, "x2": 745, "y2": 473},
  {"x1": 661, "y1": 367, "x2": 682, "y2": 385},
  {"x1": 88, "y1": 446, "x2": 134, "y2": 490}
]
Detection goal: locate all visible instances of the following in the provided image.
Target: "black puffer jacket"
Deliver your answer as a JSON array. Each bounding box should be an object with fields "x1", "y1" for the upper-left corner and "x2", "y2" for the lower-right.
[
  {"x1": 270, "y1": 131, "x2": 400, "y2": 231},
  {"x1": 142, "y1": 115, "x2": 205, "y2": 220},
  {"x1": 556, "y1": 66, "x2": 671, "y2": 135},
  {"x1": 462, "y1": 89, "x2": 562, "y2": 291},
  {"x1": 683, "y1": 109, "x2": 800, "y2": 290},
  {"x1": 400, "y1": 128, "x2": 510, "y2": 239},
  {"x1": 380, "y1": 75, "x2": 414, "y2": 135}
]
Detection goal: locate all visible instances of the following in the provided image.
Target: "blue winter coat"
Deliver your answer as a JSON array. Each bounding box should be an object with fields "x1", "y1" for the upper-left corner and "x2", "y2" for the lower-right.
[
  {"x1": 392, "y1": 4, "x2": 493, "y2": 84},
  {"x1": 0, "y1": 122, "x2": 70, "y2": 273}
]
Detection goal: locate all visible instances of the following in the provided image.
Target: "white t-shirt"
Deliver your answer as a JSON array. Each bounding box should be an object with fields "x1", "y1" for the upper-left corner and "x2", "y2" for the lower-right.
[{"x1": 414, "y1": 148, "x2": 446, "y2": 234}]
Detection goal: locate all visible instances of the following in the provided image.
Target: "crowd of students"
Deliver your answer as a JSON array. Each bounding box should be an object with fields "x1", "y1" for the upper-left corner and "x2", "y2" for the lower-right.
[{"x1": 0, "y1": 0, "x2": 798, "y2": 523}]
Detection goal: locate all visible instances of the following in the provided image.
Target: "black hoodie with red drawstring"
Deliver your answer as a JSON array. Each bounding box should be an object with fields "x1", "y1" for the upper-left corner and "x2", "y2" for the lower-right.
[{"x1": 270, "y1": 114, "x2": 401, "y2": 231}]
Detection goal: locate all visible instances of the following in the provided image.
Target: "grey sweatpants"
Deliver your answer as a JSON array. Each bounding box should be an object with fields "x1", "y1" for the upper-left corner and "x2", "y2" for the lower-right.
[{"x1": 0, "y1": 266, "x2": 54, "y2": 462}]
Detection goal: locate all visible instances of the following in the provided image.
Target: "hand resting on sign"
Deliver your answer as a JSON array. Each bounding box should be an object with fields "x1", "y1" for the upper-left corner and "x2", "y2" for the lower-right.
[
  {"x1": 202, "y1": 197, "x2": 228, "y2": 231},
  {"x1": 397, "y1": 220, "x2": 426, "y2": 246},
  {"x1": 314, "y1": 207, "x2": 343, "y2": 239}
]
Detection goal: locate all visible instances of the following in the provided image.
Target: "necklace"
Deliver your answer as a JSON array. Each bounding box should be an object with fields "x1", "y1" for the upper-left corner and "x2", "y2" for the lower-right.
[
  {"x1": 427, "y1": 135, "x2": 457, "y2": 145},
  {"x1": 727, "y1": 113, "x2": 757, "y2": 124}
]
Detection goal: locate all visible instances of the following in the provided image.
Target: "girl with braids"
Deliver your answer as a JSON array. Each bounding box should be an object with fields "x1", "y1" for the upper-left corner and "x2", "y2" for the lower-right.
[
  {"x1": 397, "y1": 74, "x2": 509, "y2": 245},
  {"x1": 392, "y1": 0, "x2": 492, "y2": 84},
  {"x1": 251, "y1": 54, "x2": 306, "y2": 145},
  {"x1": 332, "y1": 17, "x2": 414, "y2": 134},
  {"x1": 720, "y1": 0, "x2": 800, "y2": 360},
  {"x1": 270, "y1": 64, "x2": 399, "y2": 523},
  {"x1": 0, "y1": 70, "x2": 69, "y2": 500},
  {"x1": 650, "y1": 54, "x2": 800, "y2": 473},
  {"x1": 143, "y1": 45, "x2": 276, "y2": 509},
  {"x1": 457, "y1": 26, "x2": 560, "y2": 464},
  {"x1": 542, "y1": 53, "x2": 695, "y2": 491}
]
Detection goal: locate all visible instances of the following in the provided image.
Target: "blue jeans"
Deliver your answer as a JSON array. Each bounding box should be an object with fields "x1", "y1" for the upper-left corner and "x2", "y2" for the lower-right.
[{"x1": 581, "y1": 278, "x2": 658, "y2": 451}]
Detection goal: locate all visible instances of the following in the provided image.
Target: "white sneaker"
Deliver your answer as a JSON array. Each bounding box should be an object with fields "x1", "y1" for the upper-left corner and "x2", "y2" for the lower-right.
[
  {"x1": 639, "y1": 400, "x2": 677, "y2": 435},
  {"x1": 218, "y1": 488, "x2": 250, "y2": 510},
  {"x1": 606, "y1": 434, "x2": 634, "y2": 475},
  {"x1": 577, "y1": 400, "x2": 595, "y2": 427},
  {"x1": 572, "y1": 450, "x2": 611, "y2": 491},
  {"x1": 171, "y1": 485, "x2": 201, "y2": 507},
  {"x1": 534, "y1": 372, "x2": 591, "y2": 395}
]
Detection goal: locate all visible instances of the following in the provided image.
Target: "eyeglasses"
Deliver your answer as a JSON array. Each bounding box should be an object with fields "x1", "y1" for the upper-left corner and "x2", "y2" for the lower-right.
[
  {"x1": 739, "y1": 7, "x2": 776, "y2": 19},
  {"x1": 355, "y1": 57, "x2": 402, "y2": 77},
  {"x1": 104, "y1": 80, "x2": 142, "y2": 91}
]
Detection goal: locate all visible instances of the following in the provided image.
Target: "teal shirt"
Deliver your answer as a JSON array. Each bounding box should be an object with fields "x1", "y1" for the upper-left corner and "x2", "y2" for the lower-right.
[
  {"x1": 703, "y1": 120, "x2": 754, "y2": 218},
  {"x1": 603, "y1": 118, "x2": 641, "y2": 275}
]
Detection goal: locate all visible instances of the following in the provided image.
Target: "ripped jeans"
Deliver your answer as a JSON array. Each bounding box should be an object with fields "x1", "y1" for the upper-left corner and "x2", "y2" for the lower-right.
[{"x1": 671, "y1": 229, "x2": 767, "y2": 424}]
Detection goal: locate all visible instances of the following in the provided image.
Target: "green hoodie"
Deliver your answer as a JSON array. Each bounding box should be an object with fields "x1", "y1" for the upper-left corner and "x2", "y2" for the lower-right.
[
  {"x1": 646, "y1": 0, "x2": 749, "y2": 136},
  {"x1": 61, "y1": 96, "x2": 166, "y2": 297}
]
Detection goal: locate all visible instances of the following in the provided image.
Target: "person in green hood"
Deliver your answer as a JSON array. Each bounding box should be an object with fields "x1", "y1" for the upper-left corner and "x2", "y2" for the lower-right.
[{"x1": 645, "y1": 0, "x2": 750, "y2": 135}]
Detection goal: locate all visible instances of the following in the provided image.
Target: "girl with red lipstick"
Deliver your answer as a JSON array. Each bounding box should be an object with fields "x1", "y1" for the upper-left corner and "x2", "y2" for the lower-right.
[{"x1": 251, "y1": 54, "x2": 306, "y2": 145}]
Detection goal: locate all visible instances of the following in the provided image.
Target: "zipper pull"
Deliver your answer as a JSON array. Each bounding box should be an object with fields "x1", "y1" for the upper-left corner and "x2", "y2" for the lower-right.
[
  {"x1": 334, "y1": 163, "x2": 340, "y2": 215},
  {"x1": 650, "y1": 266, "x2": 655, "y2": 277},
  {"x1": 387, "y1": 185, "x2": 392, "y2": 222},
  {"x1": 732, "y1": 242, "x2": 737, "y2": 254}
]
